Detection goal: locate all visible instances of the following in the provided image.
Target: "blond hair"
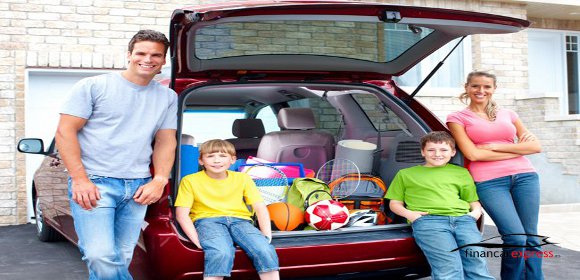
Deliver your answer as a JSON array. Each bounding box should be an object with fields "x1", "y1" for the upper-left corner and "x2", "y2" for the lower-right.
[
  {"x1": 459, "y1": 71, "x2": 498, "y2": 121},
  {"x1": 198, "y1": 139, "x2": 236, "y2": 158}
]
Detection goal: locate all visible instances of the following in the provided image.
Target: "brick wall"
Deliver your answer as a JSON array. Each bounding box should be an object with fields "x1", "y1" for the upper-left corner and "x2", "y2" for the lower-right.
[
  {"x1": 1, "y1": 0, "x2": 578, "y2": 225},
  {"x1": 516, "y1": 97, "x2": 580, "y2": 176},
  {"x1": 519, "y1": 16, "x2": 580, "y2": 179},
  {"x1": 0, "y1": 0, "x2": 189, "y2": 225}
]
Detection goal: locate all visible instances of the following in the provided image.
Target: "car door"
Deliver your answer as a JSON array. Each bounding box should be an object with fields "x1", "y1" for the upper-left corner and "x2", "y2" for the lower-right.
[
  {"x1": 31, "y1": 140, "x2": 69, "y2": 232},
  {"x1": 42, "y1": 140, "x2": 77, "y2": 241}
]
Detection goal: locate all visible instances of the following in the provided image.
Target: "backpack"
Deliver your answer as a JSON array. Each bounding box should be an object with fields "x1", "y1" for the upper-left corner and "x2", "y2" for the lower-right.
[
  {"x1": 287, "y1": 178, "x2": 332, "y2": 211},
  {"x1": 328, "y1": 174, "x2": 389, "y2": 225}
]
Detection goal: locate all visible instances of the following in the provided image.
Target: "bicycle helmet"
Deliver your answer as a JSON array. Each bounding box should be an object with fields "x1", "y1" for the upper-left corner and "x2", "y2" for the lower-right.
[{"x1": 346, "y1": 209, "x2": 377, "y2": 227}]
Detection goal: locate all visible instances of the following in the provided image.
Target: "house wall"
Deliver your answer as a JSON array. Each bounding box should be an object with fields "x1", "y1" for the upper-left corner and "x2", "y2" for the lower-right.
[
  {"x1": 0, "y1": 0, "x2": 578, "y2": 225},
  {"x1": 1, "y1": 0, "x2": 188, "y2": 225}
]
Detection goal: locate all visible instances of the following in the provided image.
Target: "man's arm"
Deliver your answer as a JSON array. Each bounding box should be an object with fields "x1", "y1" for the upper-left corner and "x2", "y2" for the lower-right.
[
  {"x1": 389, "y1": 200, "x2": 428, "y2": 223},
  {"x1": 55, "y1": 114, "x2": 101, "y2": 210},
  {"x1": 253, "y1": 201, "x2": 273, "y2": 243},
  {"x1": 133, "y1": 129, "x2": 177, "y2": 205}
]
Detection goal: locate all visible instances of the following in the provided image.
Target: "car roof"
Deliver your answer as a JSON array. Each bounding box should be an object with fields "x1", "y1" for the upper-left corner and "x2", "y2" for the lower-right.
[{"x1": 170, "y1": 0, "x2": 529, "y2": 80}]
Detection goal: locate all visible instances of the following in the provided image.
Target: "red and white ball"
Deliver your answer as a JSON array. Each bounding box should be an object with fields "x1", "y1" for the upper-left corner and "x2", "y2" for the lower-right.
[{"x1": 304, "y1": 200, "x2": 350, "y2": 230}]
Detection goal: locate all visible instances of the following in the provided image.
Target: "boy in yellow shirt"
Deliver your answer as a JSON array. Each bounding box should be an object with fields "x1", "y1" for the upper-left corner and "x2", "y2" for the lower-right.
[{"x1": 175, "y1": 139, "x2": 280, "y2": 280}]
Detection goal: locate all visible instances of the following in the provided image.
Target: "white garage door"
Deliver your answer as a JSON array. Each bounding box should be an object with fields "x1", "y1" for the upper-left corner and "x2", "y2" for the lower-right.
[{"x1": 25, "y1": 69, "x2": 110, "y2": 221}]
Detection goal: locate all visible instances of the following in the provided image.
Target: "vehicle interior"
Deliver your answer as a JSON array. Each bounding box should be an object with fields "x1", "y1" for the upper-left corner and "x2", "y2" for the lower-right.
[{"x1": 173, "y1": 81, "x2": 463, "y2": 238}]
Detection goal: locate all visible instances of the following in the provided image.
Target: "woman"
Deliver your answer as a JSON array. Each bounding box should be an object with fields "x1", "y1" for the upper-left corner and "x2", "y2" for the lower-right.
[{"x1": 447, "y1": 71, "x2": 543, "y2": 280}]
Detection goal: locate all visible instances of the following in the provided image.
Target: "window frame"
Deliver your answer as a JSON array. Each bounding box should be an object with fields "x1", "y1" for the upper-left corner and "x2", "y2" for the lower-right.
[
  {"x1": 528, "y1": 28, "x2": 580, "y2": 115},
  {"x1": 393, "y1": 36, "x2": 472, "y2": 90}
]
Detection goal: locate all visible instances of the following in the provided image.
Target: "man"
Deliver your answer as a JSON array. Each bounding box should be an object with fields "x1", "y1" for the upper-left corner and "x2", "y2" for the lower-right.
[{"x1": 56, "y1": 30, "x2": 177, "y2": 280}]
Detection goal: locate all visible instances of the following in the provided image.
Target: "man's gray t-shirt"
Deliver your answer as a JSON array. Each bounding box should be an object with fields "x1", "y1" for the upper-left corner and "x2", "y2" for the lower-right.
[{"x1": 60, "y1": 72, "x2": 178, "y2": 179}]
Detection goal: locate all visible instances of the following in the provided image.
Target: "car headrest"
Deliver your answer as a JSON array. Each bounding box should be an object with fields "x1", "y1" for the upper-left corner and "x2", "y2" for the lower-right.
[
  {"x1": 232, "y1": 119, "x2": 266, "y2": 138},
  {"x1": 277, "y1": 108, "x2": 316, "y2": 130}
]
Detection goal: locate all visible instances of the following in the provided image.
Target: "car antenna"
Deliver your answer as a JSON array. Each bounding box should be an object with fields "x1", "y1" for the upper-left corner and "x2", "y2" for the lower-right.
[{"x1": 405, "y1": 36, "x2": 466, "y2": 103}]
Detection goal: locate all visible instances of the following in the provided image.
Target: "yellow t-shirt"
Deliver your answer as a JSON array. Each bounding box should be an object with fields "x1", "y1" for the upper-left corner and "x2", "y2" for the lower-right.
[{"x1": 174, "y1": 170, "x2": 263, "y2": 222}]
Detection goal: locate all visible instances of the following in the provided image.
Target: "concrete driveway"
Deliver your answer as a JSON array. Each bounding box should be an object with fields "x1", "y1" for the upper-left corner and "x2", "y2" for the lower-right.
[{"x1": 0, "y1": 224, "x2": 579, "y2": 280}]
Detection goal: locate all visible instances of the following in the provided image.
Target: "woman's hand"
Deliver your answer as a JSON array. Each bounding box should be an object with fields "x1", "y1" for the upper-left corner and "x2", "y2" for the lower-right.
[
  {"x1": 476, "y1": 143, "x2": 498, "y2": 151},
  {"x1": 519, "y1": 131, "x2": 537, "y2": 142}
]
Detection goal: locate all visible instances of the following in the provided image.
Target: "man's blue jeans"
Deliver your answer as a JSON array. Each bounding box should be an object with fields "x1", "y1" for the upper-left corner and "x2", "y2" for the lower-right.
[
  {"x1": 68, "y1": 175, "x2": 150, "y2": 280},
  {"x1": 476, "y1": 172, "x2": 543, "y2": 280},
  {"x1": 194, "y1": 217, "x2": 279, "y2": 277},
  {"x1": 412, "y1": 215, "x2": 494, "y2": 280}
]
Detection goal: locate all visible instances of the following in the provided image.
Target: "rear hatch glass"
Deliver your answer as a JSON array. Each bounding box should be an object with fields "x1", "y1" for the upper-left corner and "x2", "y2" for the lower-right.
[
  {"x1": 194, "y1": 20, "x2": 433, "y2": 62},
  {"x1": 171, "y1": 3, "x2": 529, "y2": 79}
]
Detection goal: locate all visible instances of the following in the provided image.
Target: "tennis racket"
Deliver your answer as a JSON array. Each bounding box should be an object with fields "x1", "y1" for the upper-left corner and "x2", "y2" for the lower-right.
[
  {"x1": 316, "y1": 158, "x2": 361, "y2": 199},
  {"x1": 243, "y1": 164, "x2": 289, "y2": 205}
]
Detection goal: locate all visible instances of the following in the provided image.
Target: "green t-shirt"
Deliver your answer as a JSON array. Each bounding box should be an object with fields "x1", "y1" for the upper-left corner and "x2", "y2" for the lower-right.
[{"x1": 385, "y1": 164, "x2": 478, "y2": 216}]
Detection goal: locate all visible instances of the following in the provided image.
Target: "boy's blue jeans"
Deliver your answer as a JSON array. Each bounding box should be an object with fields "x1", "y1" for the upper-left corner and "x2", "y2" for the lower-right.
[
  {"x1": 412, "y1": 215, "x2": 494, "y2": 280},
  {"x1": 68, "y1": 175, "x2": 150, "y2": 280},
  {"x1": 194, "y1": 217, "x2": 279, "y2": 277},
  {"x1": 476, "y1": 172, "x2": 543, "y2": 280}
]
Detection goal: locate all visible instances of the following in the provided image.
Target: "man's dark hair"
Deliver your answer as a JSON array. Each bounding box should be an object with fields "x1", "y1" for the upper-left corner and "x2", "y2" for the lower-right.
[
  {"x1": 420, "y1": 131, "x2": 456, "y2": 149},
  {"x1": 128, "y1": 29, "x2": 170, "y2": 56}
]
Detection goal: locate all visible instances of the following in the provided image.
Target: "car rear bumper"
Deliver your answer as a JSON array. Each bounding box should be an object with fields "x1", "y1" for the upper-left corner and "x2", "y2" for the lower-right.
[{"x1": 139, "y1": 219, "x2": 428, "y2": 280}]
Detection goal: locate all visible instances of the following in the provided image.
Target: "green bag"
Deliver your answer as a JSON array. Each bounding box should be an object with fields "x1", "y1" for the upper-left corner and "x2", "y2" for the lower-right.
[{"x1": 287, "y1": 178, "x2": 332, "y2": 211}]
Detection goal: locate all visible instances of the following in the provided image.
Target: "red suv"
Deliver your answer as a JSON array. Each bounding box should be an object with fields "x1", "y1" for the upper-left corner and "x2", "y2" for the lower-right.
[{"x1": 18, "y1": 1, "x2": 528, "y2": 279}]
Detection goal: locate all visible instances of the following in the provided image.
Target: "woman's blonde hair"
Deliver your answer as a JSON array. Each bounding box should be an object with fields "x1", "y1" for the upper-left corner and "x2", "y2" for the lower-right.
[
  {"x1": 459, "y1": 71, "x2": 498, "y2": 121},
  {"x1": 198, "y1": 139, "x2": 236, "y2": 158}
]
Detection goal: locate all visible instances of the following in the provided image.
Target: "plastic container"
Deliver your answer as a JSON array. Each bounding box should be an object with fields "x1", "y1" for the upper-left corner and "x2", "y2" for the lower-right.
[{"x1": 335, "y1": 140, "x2": 377, "y2": 173}]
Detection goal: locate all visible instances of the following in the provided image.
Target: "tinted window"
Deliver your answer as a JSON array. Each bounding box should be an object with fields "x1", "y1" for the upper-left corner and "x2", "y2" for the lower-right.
[
  {"x1": 287, "y1": 98, "x2": 342, "y2": 137},
  {"x1": 352, "y1": 94, "x2": 407, "y2": 131},
  {"x1": 194, "y1": 20, "x2": 433, "y2": 62},
  {"x1": 182, "y1": 109, "x2": 245, "y2": 144},
  {"x1": 256, "y1": 106, "x2": 279, "y2": 133}
]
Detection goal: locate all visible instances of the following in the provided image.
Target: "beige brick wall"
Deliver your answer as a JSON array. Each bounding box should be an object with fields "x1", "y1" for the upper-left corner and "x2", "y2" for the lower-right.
[
  {"x1": 516, "y1": 97, "x2": 579, "y2": 174},
  {"x1": 0, "y1": 0, "x2": 189, "y2": 225},
  {"x1": 528, "y1": 17, "x2": 580, "y2": 31},
  {"x1": 1, "y1": 0, "x2": 578, "y2": 225}
]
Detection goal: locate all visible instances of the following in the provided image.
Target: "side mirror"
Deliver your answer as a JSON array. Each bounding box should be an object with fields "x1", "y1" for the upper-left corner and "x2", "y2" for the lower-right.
[{"x1": 17, "y1": 138, "x2": 45, "y2": 154}]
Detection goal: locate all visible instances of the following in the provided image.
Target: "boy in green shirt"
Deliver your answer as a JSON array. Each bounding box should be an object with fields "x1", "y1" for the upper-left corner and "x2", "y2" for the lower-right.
[
  {"x1": 175, "y1": 139, "x2": 280, "y2": 280},
  {"x1": 386, "y1": 131, "x2": 494, "y2": 280}
]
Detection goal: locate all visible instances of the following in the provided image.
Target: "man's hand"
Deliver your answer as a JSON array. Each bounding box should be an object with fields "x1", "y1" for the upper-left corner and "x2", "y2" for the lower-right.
[
  {"x1": 71, "y1": 179, "x2": 101, "y2": 210},
  {"x1": 133, "y1": 177, "x2": 167, "y2": 205}
]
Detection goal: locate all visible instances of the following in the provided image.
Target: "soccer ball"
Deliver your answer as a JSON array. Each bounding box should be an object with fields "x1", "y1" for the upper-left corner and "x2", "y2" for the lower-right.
[{"x1": 304, "y1": 200, "x2": 350, "y2": 230}]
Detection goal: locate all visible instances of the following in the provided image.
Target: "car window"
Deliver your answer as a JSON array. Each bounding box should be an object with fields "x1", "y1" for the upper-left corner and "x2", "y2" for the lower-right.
[
  {"x1": 352, "y1": 94, "x2": 408, "y2": 131},
  {"x1": 287, "y1": 98, "x2": 342, "y2": 138},
  {"x1": 181, "y1": 108, "x2": 246, "y2": 144},
  {"x1": 256, "y1": 106, "x2": 279, "y2": 133},
  {"x1": 194, "y1": 20, "x2": 433, "y2": 62}
]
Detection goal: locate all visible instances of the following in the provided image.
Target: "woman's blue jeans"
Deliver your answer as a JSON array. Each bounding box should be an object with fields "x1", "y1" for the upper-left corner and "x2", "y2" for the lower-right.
[
  {"x1": 476, "y1": 172, "x2": 543, "y2": 280},
  {"x1": 68, "y1": 175, "x2": 150, "y2": 280}
]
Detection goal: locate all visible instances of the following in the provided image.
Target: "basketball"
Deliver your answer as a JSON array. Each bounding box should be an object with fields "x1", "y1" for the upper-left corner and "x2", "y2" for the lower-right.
[
  {"x1": 304, "y1": 200, "x2": 350, "y2": 230},
  {"x1": 267, "y1": 202, "x2": 305, "y2": 231}
]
